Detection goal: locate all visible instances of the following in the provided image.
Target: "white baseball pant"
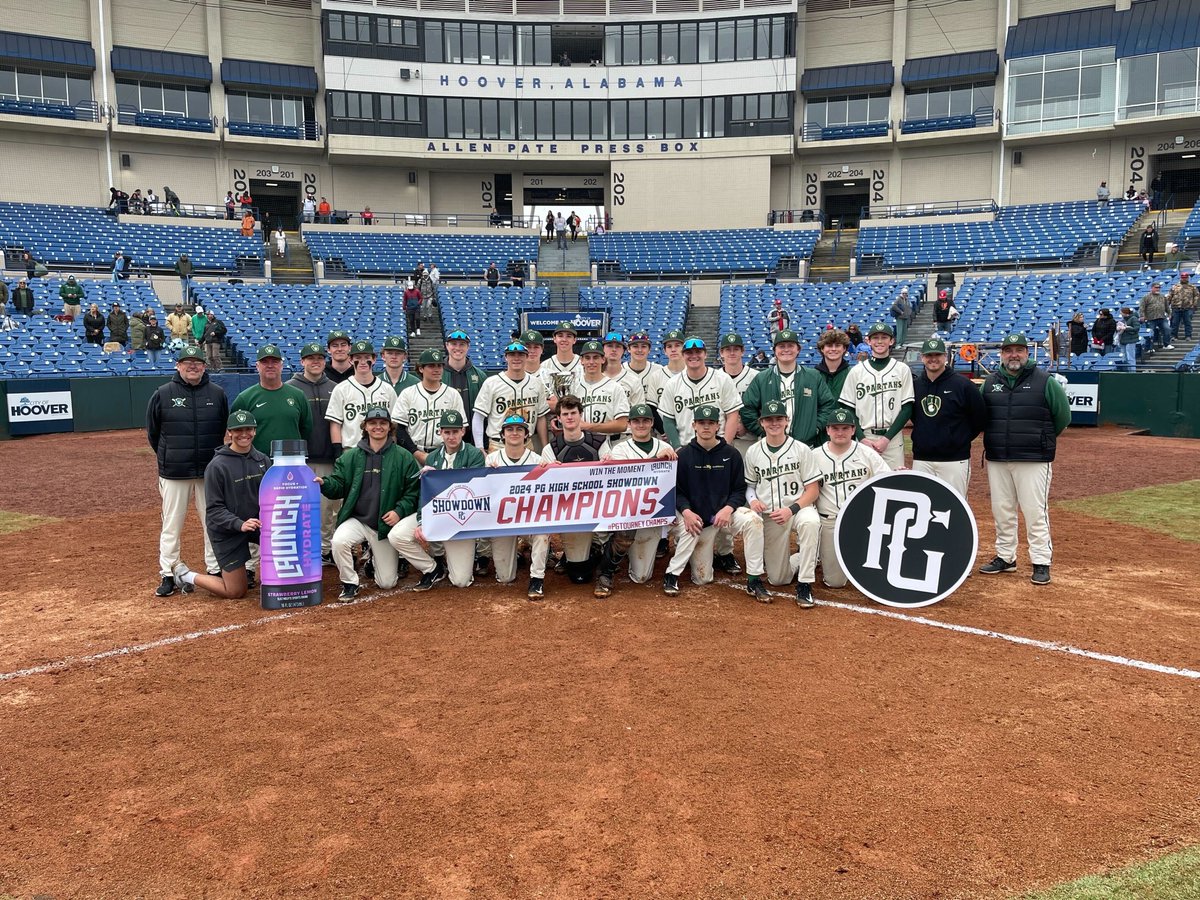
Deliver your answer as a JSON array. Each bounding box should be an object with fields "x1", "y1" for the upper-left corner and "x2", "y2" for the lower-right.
[
  {"x1": 389, "y1": 514, "x2": 476, "y2": 588},
  {"x1": 492, "y1": 534, "x2": 549, "y2": 583},
  {"x1": 912, "y1": 459, "x2": 971, "y2": 499},
  {"x1": 761, "y1": 506, "x2": 820, "y2": 586},
  {"x1": 987, "y1": 460, "x2": 1054, "y2": 566},
  {"x1": 818, "y1": 517, "x2": 848, "y2": 588},
  {"x1": 332, "y1": 518, "x2": 401, "y2": 588},
  {"x1": 158, "y1": 476, "x2": 217, "y2": 576},
  {"x1": 667, "y1": 508, "x2": 764, "y2": 583}
]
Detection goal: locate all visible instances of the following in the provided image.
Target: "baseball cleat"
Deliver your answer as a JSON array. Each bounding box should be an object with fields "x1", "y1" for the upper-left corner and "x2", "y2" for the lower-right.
[
  {"x1": 662, "y1": 573, "x2": 680, "y2": 596},
  {"x1": 715, "y1": 553, "x2": 743, "y2": 576},
  {"x1": 321, "y1": 551, "x2": 335, "y2": 567},
  {"x1": 396, "y1": 559, "x2": 410, "y2": 581},
  {"x1": 413, "y1": 561, "x2": 447, "y2": 592},
  {"x1": 795, "y1": 582, "x2": 816, "y2": 609},
  {"x1": 746, "y1": 578, "x2": 770, "y2": 603},
  {"x1": 527, "y1": 577, "x2": 544, "y2": 600},
  {"x1": 1030, "y1": 564, "x2": 1051, "y2": 585},
  {"x1": 979, "y1": 556, "x2": 1017, "y2": 575},
  {"x1": 337, "y1": 582, "x2": 360, "y2": 602},
  {"x1": 594, "y1": 573, "x2": 613, "y2": 599},
  {"x1": 656, "y1": 538, "x2": 669, "y2": 559},
  {"x1": 155, "y1": 575, "x2": 178, "y2": 597},
  {"x1": 474, "y1": 555, "x2": 491, "y2": 577}
]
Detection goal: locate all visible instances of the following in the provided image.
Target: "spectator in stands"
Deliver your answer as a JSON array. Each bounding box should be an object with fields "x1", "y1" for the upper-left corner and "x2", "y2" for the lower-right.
[
  {"x1": 1162, "y1": 241, "x2": 1184, "y2": 268},
  {"x1": 1168, "y1": 271, "x2": 1197, "y2": 341},
  {"x1": 766, "y1": 298, "x2": 789, "y2": 335},
  {"x1": 403, "y1": 280, "x2": 422, "y2": 337},
  {"x1": 1096, "y1": 181, "x2": 1110, "y2": 205},
  {"x1": 545, "y1": 210, "x2": 556, "y2": 243},
  {"x1": 568, "y1": 211, "x2": 580, "y2": 241},
  {"x1": 175, "y1": 253, "x2": 195, "y2": 301},
  {"x1": 933, "y1": 289, "x2": 957, "y2": 332},
  {"x1": 485, "y1": 261, "x2": 500, "y2": 288},
  {"x1": 1138, "y1": 190, "x2": 1151, "y2": 211},
  {"x1": 1068, "y1": 312, "x2": 1089, "y2": 365},
  {"x1": 490, "y1": 207, "x2": 502, "y2": 227},
  {"x1": 145, "y1": 188, "x2": 158, "y2": 213},
  {"x1": 111, "y1": 251, "x2": 126, "y2": 283},
  {"x1": 1140, "y1": 224, "x2": 1158, "y2": 268},
  {"x1": 129, "y1": 189, "x2": 144, "y2": 215},
  {"x1": 84, "y1": 303, "x2": 105, "y2": 343},
  {"x1": 302, "y1": 196, "x2": 316, "y2": 224},
  {"x1": 22, "y1": 251, "x2": 36, "y2": 281},
  {"x1": 240, "y1": 211, "x2": 256, "y2": 238},
  {"x1": 1117, "y1": 307, "x2": 1140, "y2": 369},
  {"x1": 166, "y1": 304, "x2": 191, "y2": 348},
  {"x1": 750, "y1": 348, "x2": 769, "y2": 369},
  {"x1": 191, "y1": 305, "x2": 207, "y2": 346},
  {"x1": 130, "y1": 308, "x2": 149, "y2": 354},
  {"x1": 107, "y1": 302, "x2": 130, "y2": 347},
  {"x1": 240, "y1": 191, "x2": 253, "y2": 211},
  {"x1": 11, "y1": 279, "x2": 34, "y2": 316},
  {"x1": 555, "y1": 212, "x2": 568, "y2": 249},
  {"x1": 164, "y1": 186, "x2": 181, "y2": 215},
  {"x1": 59, "y1": 275, "x2": 84, "y2": 320},
  {"x1": 1150, "y1": 173, "x2": 1164, "y2": 210},
  {"x1": 890, "y1": 287, "x2": 914, "y2": 345},
  {"x1": 427, "y1": 262, "x2": 441, "y2": 313},
  {"x1": 273, "y1": 227, "x2": 287, "y2": 261},
  {"x1": 559, "y1": 52, "x2": 572, "y2": 66},
  {"x1": 145, "y1": 314, "x2": 166, "y2": 365},
  {"x1": 1139, "y1": 281, "x2": 1173, "y2": 351},
  {"x1": 1125, "y1": 185, "x2": 1137, "y2": 201},
  {"x1": 1091, "y1": 308, "x2": 1116, "y2": 355},
  {"x1": 225, "y1": 192, "x2": 237, "y2": 220},
  {"x1": 202, "y1": 310, "x2": 226, "y2": 370},
  {"x1": 318, "y1": 197, "x2": 332, "y2": 223},
  {"x1": 108, "y1": 186, "x2": 129, "y2": 214},
  {"x1": 0, "y1": 279, "x2": 7, "y2": 313}
]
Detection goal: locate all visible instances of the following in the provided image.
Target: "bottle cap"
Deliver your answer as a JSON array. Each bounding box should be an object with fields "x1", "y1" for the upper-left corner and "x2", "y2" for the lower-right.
[{"x1": 271, "y1": 439, "x2": 308, "y2": 457}]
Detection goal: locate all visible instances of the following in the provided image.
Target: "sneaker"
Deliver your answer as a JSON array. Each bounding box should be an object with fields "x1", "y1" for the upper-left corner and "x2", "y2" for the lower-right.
[
  {"x1": 746, "y1": 578, "x2": 770, "y2": 603},
  {"x1": 715, "y1": 553, "x2": 743, "y2": 576},
  {"x1": 527, "y1": 577, "x2": 544, "y2": 601},
  {"x1": 552, "y1": 552, "x2": 566, "y2": 574},
  {"x1": 321, "y1": 551, "x2": 335, "y2": 567},
  {"x1": 413, "y1": 561, "x2": 447, "y2": 592},
  {"x1": 594, "y1": 573, "x2": 612, "y2": 599},
  {"x1": 155, "y1": 575, "x2": 178, "y2": 597},
  {"x1": 474, "y1": 555, "x2": 491, "y2": 577},
  {"x1": 338, "y1": 582, "x2": 360, "y2": 602},
  {"x1": 397, "y1": 559, "x2": 410, "y2": 581},
  {"x1": 416, "y1": 329, "x2": 422, "y2": 336},
  {"x1": 1030, "y1": 564, "x2": 1051, "y2": 585},
  {"x1": 796, "y1": 582, "x2": 816, "y2": 609},
  {"x1": 656, "y1": 538, "x2": 668, "y2": 560},
  {"x1": 1164, "y1": 344, "x2": 1175, "y2": 350},
  {"x1": 979, "y1": 556, "x2": 1017, "y2": 575},
  {"x1": 663, "y1": 573, "x2": 680, "y2": 596},
  {"x1": 246, "y1": 571, "x2": 257, "y2": 590}
]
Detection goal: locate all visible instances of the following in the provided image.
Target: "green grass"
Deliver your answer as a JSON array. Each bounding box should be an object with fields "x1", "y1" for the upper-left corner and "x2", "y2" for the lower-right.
[
  {"x1": 1021, "y1": 846, "x2": 1200, "y2": 899},
  {"x1": 0, "y1": 511, "x2": 60, "y2": 535},
  {"x1": 1057, "y1": 480, "x2": 1200, "y2": 543}
]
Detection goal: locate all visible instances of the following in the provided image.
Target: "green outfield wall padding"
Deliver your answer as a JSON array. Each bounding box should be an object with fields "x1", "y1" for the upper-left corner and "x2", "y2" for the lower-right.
[
  {"x1": 71, "y1": 378, "x2": 133, "y2": 432},
  {"x1": 0, "y1": 383, "x2": 9, "y2": 440},
  {"x1": 128, "y1": 375, "x2": 173, "y2": 429},
  {"x1": 1098, "y1": 373, "x2": 1198, "y2": 438}
]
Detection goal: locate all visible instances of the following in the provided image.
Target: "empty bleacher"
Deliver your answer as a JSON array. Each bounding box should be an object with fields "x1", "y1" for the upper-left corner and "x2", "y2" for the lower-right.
[
  {"x1": 302, "y1": 230, "x2": 539, "y2": 278},
  {"x1": 0, "y1": 202, "x2": 262, "y2": 272},
  {"x1": 589, "y1": 228, "x2": 821, "y2": 277},
  {"x1": 438, "y1": 285, "x2": 550, "y2": 368},
  {"x1": 578, "y1": 285, "x2": 690, "y2": 362},
  {"x1": 856, "y1": 200, "x2": 1144, "y2": 271},
  {"x1": 1177, "y1": 199, "x2": 1200, "y2": 253}
]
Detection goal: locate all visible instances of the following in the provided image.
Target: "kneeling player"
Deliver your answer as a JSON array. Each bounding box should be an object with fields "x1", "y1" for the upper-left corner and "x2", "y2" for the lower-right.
[
  {"x1": 486, "y1": 414, "x2": 551, "y2": 600},
  {"x1": 594, "y1": 403, "x2": 677, "y2": 598},
  {"x1": 744, "y1": 400, "x2": 822, "y2": 608},
  {"x1": 813, "y1": 408, "x2": 889, "y2": 589},
  {"x1": 664, "y1": 404, "x2": 766, "y2": 598},
  {"x1": 540, "y1": 395, "x2": 607, "y2": 585}
]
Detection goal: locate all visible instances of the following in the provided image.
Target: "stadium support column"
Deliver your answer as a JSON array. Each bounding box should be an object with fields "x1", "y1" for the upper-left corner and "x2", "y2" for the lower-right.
[{"x1": 93, "y1": 0, "x2": 113, "y2": 190}]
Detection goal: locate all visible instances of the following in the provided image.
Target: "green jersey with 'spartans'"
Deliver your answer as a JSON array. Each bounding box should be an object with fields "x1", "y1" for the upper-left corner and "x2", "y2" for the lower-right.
[{"x1": 231, "y1": 383, "x2": 313, "y2": 455}]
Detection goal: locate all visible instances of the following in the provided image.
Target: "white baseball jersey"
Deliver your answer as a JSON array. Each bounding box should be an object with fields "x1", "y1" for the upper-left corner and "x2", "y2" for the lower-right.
[
  {"x1": 570, "y1": 374, "x2": 631, "y2": 426},
  {"x1": 610, "y1": 366, "x2": 646, "y2": 408},
  {"x1": 627, "y1": 361, "x2": 669, "y2": 409},
  {"x1": 486, "y1": 447, "x2": 543, "y2": 468},
  {"x1": 601, "y1": 435, "x2": 673, "y2": 461},
  {"x1": 812, "y1": 440, "x2": 889, "y2": 518},
  {"x1": 476, "y1": 372, "x2": 549, "y2": 442},
  {"x1": 539, "y1": 354, "x2": 581, "y2": 396},
  {"x1": 660, "y1": 368, "x2": 743, "y2": 446},
  {"x1": 326, "y1": 377, "x2": 398, "y2": 450},
  {"x1": 724, "y1": 364, "x2": 758, "y2": 399},
  {"x1": 391, "y1": 382, "x2": 465, "y2": 451},
  {"x1": 839, "y1": 357, "x2": 915, "y2": 432},
  {"x1": 744, "y1": 437, "x2": 822, "y2": 512}
]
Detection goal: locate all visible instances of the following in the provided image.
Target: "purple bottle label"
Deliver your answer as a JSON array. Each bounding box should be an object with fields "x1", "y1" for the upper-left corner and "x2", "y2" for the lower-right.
[{"x1": 259, "y1": 462, "x2": 322, "y2": 609}]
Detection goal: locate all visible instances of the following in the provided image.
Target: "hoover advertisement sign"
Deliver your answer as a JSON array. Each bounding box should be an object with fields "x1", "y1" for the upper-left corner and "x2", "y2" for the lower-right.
[{"x1": 6, "y1": 380, "x2": 73, "y2": 435}]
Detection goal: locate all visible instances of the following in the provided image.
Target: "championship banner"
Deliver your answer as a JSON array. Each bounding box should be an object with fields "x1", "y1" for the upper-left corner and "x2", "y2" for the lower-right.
[{"x1": 419, "y1": 459, "x2": 676, "y2": 541}]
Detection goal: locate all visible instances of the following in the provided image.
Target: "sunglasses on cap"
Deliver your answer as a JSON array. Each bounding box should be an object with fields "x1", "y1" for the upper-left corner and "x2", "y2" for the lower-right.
[
  {"x1": 603, "y1": 331, "x2": 624, "y2": 343},
  {"x1": 446, "y1": 330, "x2": 469, "y2": 341},
  {"x1": 682, "y1": 338, "x2": 705, "y2": 351}
]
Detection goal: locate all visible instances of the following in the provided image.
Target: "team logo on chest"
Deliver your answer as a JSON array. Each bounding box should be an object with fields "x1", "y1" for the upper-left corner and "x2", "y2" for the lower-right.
[
  {"x1": 921, "y1": 395, "x2": 942, "y2": 417},
  {"x1": 171, "y1": 398, "x2": 187, "y2": 408}
]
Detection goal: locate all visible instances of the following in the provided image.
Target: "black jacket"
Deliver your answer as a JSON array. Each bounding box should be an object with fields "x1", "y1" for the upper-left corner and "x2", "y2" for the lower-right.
[
  {"x1": 676, "y1": 437, "x2": 746, "y2": 526},
  {"x1": 146, "y1": 371, "x2": 230, "y2": 478},
  {"x1": 1091, "y1": 315, "x2": 1116, "y2": 347},
  {"x1": 107, "y1": 310, "x2": 129, "y2": 342},
  {"x1": 205, "y1": 444, "x2": 269, "y2": 558},
  {"x1": 981, "y1": 365, "x2": 1057, "y2": 463},
  {"x1": 286, "y1": 372, "x2": 337, "y2": 463},
  {"x1": 202, "y1": 318, "x2": 226, "y2": 345},
  {"x1": 11, "y1": 287, "x2": 35, "y2": 313},
  {"x1": 911, "y1": 367, "x2": 987, "y2": 462}
]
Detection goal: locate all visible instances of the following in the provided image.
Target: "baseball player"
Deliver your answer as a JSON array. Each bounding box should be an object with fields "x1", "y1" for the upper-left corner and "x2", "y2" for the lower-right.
[
  {"x1": 839, "y1": 322, "x2": 914, "y2": 470},
  {"x1": 594, "y1": 403, "x2": 677, "y2": 598},
  {"x1": 744, "y1": 400, "x2": 822, "y2": 608},
  {"x1": 626, "y1": 330, "x2": 670, "y2": 416},
  {"x1": 326, "y1": 340, "x2": 398, "y2": 452},
  {"x1": 712, "y1": 331, "x2": 759, "y2": 571},
  {"x1": 390, "y1": 409, "x2": 485, "y2": 591},
  {"x1": 485, "y1": 414, "x2": 551, "y2": 600},
  {"x1": 660, "y1": 337, "x2": 741, "y2": 448},
  {"x1": 814, "y1": 329, "x2": 854, "y2": 415},
  {"x1": 740, "y1": 329, "x2": 836, "y2": 449},
  {"x1": 391, "y1": 348, "x2": 465, "y2": 465},
  {"x1": 661, "y1": 328, "x2": 686, "y2": 378},
  {"x1": 567, "y1": 340, "x2": 630, "y2": 435},
  {"x1": 287, "y1": 341, "x2": 338, "y2": 563},
  {"x1": 379, "y1": 335, "x2": 418, "y2": 391},
  {"x1": 664, "y1": 404, "x2": 767, "y2": 599},
  {"x1": 540, "y1": 395, "x2": 608, "y2": 585},
  {"x1": 911, "y1": 338, "x2": 987, "y2": 498},
  {"x1": 324, "y1": 329, "x2": 354, "y2": 383},
  {"x1": 441, "y1": 327, "x2": 488, "y2": 446},
  {"x1": 540, "y1": 321, "x2": 581, "y2": 401},
  {"x1": 521, "y1": 329, "x2": 546, "y2": 380},
  {"x1": 812, "y1": 408, "x2": 889, "y2": 590},
  {"x1": 474, "y1": 341, "x2": 550, "y2": 451},
  {"x1": 601, "y1": 331, "x2": 646, "y2": 410}
]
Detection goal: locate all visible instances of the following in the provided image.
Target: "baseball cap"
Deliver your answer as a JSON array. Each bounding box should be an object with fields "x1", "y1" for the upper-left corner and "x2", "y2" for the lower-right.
[
  {"x1": 382, "y1": 335, "x2": 407, "y2": 351},
  {"x1": 1181, "y1": 272, "x2": 1191, "y2": 278},
  {"x1": 579, "y1": 340, "x2": 604, "y2": 355},
  {"x1": 938, "y1": 289, "x2": 949, "y2": 299},
  {"x1": 326, "y1": 329, "x2": 351, "y2": 345},
  {"x1": 827, "y1": 408, "x2": 857, "y2": 427},
  {"x1": 867, "y1": 322, "x2": 895, "y2": 338},
  {"x1": 921, "y1": 338, "x2": 947, "y2": 355},
  {"x1": 257, "y1": 344, "x2": 283, "y2": 361},
  {"x1": 501, "y1": 413, "x2": 529, "y2": 431},
  {"x1": 719, "y1": 333, "x2": 744, "y2": 349},
  {"x1": 692, "y1": 404, "x2": 721, "y2": 422},
  {"x1": 177, "y1": 345, "x2": 205, "y2": 362},
  {"x1": 761, "y1": 399, "x2": 788, "y2": 419},
  {"x1": 521, "y1": 329, "x2": 544, "y2": 345},
  {"x1": 628, "y1": 403, "x2": 654, "y2": 420},
  {"x1": 682, "y1": 337, "x2": 706, "y2": 351},
  {"x1": 228, "y1": 410, "x2": 256, "y2": 429},
  {"x1": 627, "y1": 331, "x2": 652, "y2": 345},
  {"x1": 1001, "y1": 333, "x2": 1029, "y2": 348},
  {"x1": 417, "y1": 348, "x2": 445, "y2": 366},
  {"x1": 299, "y1": 342, "x2": 324, "y2": 358},
  {"x1": 446, "y1": 329, "x2": 470, "y2": 342},
  {"x1": 363, "y1": 406, "x2": 390, "y2": 422},
  {"x1": 662, "y1": 329, "x2": 685, "y2": 344},
  {"x1": 438, "y1": 409, "x2": 465, "y2": 429},
  {"x1": 351, "y1": 340, "x2": 375, "y2": 356},
  {"x1": 772, "y1": 329, "x2": 799, "y2": 346},
  {"x1": 900, "y1": 287, "x2": 909, "y2": 295},
  {"x1": 554, "y1": 321, "x2": 578, "y2": 336},
  {"x1": 603, "y1": 331, "x2": 626, "y2": 345},
  {"x1": 504, "y1": 341, "x2": 528, "y2": 354}
]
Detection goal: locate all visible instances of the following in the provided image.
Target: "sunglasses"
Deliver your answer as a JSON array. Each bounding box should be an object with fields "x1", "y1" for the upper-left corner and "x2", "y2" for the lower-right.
[
  {"x1": 446, "y1": 331, "x2": 469, "y2": 341},
  {"x1": 682, "y1": 339, "x2": 705, "y2": 351}
]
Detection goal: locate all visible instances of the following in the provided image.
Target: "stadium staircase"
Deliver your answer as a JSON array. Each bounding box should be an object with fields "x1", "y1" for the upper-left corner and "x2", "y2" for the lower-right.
[
  {"x1": 1114, "y1": 206, "x2": 1194, "y2": 269},
  {"x1": 808, "y1": 227, "x2": 856, "y2": 282},
  {"x1": 272, "y1": 232, "x2": 315, "y2": 285},
  {"x1": 537, "y1": 235, "x2": 590, "y2": 309},
  {"x1": 907, "y1": 296, "x2": 939, "y2": 347},
  {"x1": 683, "y1": 305, "x2": 721, "y2": 363}
]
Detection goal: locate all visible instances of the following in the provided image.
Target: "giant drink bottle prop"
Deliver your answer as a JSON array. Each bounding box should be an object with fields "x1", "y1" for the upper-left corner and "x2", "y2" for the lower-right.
[{"x1": 259, "y1": 439, "x2": 323, "y2": 609}]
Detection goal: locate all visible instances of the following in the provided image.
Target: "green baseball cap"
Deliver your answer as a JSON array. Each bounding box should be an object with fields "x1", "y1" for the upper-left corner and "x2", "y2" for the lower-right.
[
  {"x1": 439, "y1": 409, "x2": 465, "y2": 429},
  {"x1": 719, "y1": 333, "x2": 745, "y2": 349},
  {"x1": 554, "y1": 321, "x2": 578, "y2": 336},
  {"x1": 299, "y1": 342, "x2": 324, "y2": 358},
  {"x1": 521, "y1": 329, "x2": 544, "y2": 345},
  {"x1": 382, "y1": 335, "x2": 407, "y2": 351},
  {"x1": 761, "y1": 399, "x2": 788, "y2": 419},
  {"x1": 351, "y1": 340, "x2": 375, "y2": 356},
  {"x1": 257, "y1": 344, "x2": 283, "y2": 360},
  {"x1": 579, "y1": 340, "x2": 604, "y2": 356},
  {"x1": 921, "y1": 338, "x2": 947, "y2": 355},
  {"x1": 326, "y1": 329, "x2": 351, "y2": 345},
  {"x1": 628, "y1": 403, "x2": 654, "y2": 420},
  {"x1": 772, "y1": 329, "x2": 799, "y2": 346},
  {"x1": 827, "y1": 408, "x2": 857, "y2": 427},
  {"x1": 693, "y1": 404, "x2": 721, "y2": 422},
  {"x1": 1001, "y1": 333, "x2": 1029, "y2": 348},
  {"x1": 177, "y1": 345, "x2": 205, "y2": 362},
  {"x1": 662, "y1": 329, "x2": 685, "y2": 345},
  {"x1": 417, "y1": 348, "x2": 445, "y2": 366},
  {"x1": 363, "y1": 406, "x2": 390, "y2": 422},
  {"x1": 228, "y1": 410, "x2": 256, "y2": 429},
  {"x1": 867, "y1": 322, "x2": 895, "y2": 338}
]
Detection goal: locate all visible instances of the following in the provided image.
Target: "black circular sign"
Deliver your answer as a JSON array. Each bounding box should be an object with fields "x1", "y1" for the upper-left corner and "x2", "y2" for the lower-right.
[{"x1": 834, "y1": 470, "x2": 978, "y2": 608}]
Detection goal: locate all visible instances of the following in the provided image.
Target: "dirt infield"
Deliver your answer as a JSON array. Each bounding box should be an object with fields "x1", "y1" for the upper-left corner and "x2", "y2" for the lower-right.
[{"x1": 1, "y1": 427, "x2": 1198, "y2": 898}]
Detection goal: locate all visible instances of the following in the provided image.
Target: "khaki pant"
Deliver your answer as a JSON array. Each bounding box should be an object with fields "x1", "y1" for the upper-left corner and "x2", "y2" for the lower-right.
[
  {"x1": 987, "y1": 460, "x2": 1053, "y2": 566},
  {"x1": 667, "y1": 508, "x2": 764, "y2": 582},
  {"x1": 389, "y1": 514, "x2": 476, "y2": 588},
  {"x1": 818, "y1": 517, "x2": 848, "y2": 588},
  {"x1": 158, "y1": 476, "x2": 217, "y2": 576},
  {"x1": 491, "y1": 533, "x2": 549, "y2": 583},
  {"x1": 912, "y1": 459, "x2": 971, "y2": 499},
  {"x1": 604, "y1": 526, "x2": 661, "y2": 583},
  {"x1": 761, "y1": 506, "x2": 820, "y2": 586},
  {"x1": 332, "y1": 518, "x2": 400, "y2": 588}
]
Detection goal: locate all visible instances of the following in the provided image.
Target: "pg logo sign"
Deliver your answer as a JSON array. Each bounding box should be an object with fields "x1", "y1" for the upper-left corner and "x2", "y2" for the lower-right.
[{"x1": 834, "y1": 471, "x2": 977, "y2": 607}]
